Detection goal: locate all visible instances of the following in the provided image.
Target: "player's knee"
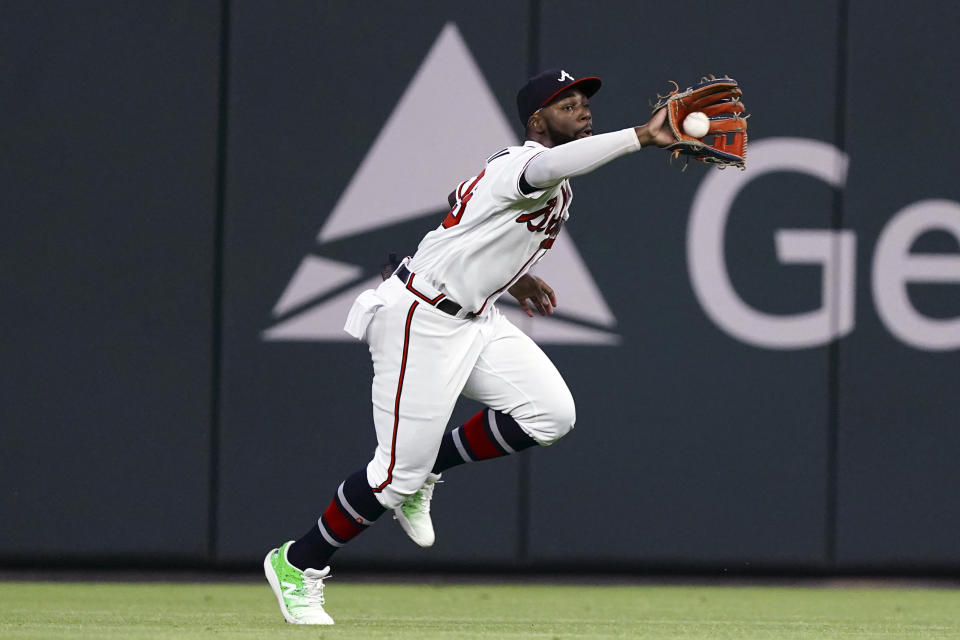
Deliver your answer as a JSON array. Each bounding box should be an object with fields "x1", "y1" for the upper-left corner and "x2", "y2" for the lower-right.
[
  {"x1": 551, "y1": 391, "x2": 577, "y2": 441},
  {"x1": 532, "y1": 390, "x2": 577, "y2": 445}
]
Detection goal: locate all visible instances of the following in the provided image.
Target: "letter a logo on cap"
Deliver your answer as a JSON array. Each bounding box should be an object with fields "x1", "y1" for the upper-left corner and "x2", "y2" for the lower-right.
[{"x1": 558, "y1": 70, "x2": 575, "y2": 82}]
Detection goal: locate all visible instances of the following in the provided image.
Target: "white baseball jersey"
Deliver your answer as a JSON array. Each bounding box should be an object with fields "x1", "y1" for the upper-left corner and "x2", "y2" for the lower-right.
[
  {"x1": 344, "y1": 130, "x2": 641, "y2": 508},
  {"x1": 407, "y1": 141, "x2": 572, "y2": 314}
]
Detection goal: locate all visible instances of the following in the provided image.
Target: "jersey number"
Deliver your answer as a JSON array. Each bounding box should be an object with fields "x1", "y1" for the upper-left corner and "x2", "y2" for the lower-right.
[{"x1": 442, "y1": 170, "x2": 486, "y2": 229}]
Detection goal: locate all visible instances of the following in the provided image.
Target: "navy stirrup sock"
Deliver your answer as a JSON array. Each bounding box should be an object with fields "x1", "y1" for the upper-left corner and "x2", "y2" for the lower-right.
[
  {"x1": 432, "y1": 409, "x2": 538, "y2": 474},
  {"x1": 287, "y1": 468, "x2": 386, "y2": 570}
]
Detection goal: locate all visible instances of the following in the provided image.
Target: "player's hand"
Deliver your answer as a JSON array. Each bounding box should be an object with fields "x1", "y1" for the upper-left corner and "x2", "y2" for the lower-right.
[
  {"x1": 635, "y1": 108, "x2": 675, "y2": 148},
  {"x1": 508, "y1": 274, "x2": 557, "y2": 317}
]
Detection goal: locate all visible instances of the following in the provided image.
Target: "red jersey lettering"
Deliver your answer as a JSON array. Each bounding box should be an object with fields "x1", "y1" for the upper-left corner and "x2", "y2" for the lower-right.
[
  {"x1": 515, "y1": 197, "x2": 557, "y2": 232},
  {"x1": 442, "y1": 170, "x2": 486, "y2": 229}
]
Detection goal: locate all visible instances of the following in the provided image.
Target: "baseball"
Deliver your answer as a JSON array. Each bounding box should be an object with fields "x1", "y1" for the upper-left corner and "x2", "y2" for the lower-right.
[{"x1": 682, "y1": 111, "x2": 710, "y2": 138}]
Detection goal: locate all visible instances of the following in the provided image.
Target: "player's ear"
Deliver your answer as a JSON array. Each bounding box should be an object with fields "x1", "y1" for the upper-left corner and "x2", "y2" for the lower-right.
[{"x1": 526, "y1": 112, "x2": 543, "y2": 133}]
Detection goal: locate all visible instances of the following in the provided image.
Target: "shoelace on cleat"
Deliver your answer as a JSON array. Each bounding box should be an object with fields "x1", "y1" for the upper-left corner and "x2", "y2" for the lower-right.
[
  {"x1": 414, "y1": 479, "x2": 442, "y2": 510},
  {"x1": 420, "y1": 482, "x2": 435, "y2": 505},
  {"x1": 302, "y1": 571, "x2": 329, "y2": 606},
  {"x1": 396, "y1": 479, "x2": 443, "y2": 519}
]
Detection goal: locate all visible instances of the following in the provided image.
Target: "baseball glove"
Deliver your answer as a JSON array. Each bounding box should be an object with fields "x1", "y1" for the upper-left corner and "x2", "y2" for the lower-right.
[{"x1": 652, "y1": 75, "x2": 748, "y2": 169}]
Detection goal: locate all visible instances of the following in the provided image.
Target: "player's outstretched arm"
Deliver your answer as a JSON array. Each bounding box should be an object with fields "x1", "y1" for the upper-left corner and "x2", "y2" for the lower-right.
[
  {"x1": 523, "y1": 118, "x2": 673, "y2": 192},
  {"x1": 508, "y1": 274, "x2": 556, "y2": 317}
]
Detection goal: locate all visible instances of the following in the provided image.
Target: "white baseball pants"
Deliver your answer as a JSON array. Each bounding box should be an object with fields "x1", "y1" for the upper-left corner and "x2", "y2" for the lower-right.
[{"x1": 346, "y1": 275, "x2": 575, "y2": 509}]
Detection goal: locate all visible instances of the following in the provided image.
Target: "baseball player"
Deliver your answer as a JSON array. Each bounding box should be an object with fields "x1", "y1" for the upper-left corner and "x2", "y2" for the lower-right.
[{"x1": 265, "y1": 68, "x2": 686, "y2": 625}]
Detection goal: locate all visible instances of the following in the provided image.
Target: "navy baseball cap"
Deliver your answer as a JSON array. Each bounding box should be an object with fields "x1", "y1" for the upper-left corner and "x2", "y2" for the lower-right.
[{"x1": 516, "y1": 68, "x2": 602, "y2": 126}]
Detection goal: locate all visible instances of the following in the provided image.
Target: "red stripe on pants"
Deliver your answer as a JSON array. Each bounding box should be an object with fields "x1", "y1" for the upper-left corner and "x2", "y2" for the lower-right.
[
  {"x1": 322, "y1": 499, "x2": 364, "y2": 541},
  {"x1": 375, "y1": 301, "x2": 419, "y2": 492},
  {"x1": 461, "y1": 411, "x2": 503, "y2": 460}
]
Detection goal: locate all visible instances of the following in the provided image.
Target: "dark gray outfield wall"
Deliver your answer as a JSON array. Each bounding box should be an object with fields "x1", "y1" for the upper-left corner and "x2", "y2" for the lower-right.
[
  {"x1": 2, "y1": 1, "x2": 958, "y2": 571},
  {"x1": 1, "y1": 2, "x2": 221, "y2": 562}
]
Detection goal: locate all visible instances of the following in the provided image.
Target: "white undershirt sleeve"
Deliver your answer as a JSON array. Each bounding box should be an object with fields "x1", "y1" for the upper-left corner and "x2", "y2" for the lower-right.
[{"x1": 522, "y1": 128, "x2": 642, "y2": 190}]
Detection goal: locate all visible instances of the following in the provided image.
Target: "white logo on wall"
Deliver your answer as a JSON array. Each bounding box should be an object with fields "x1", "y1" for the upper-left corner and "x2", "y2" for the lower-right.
[
  {"x1": 263, "y1": 23, "x2": 619, "y2": 345},
  {"x1": 688, "y1": 137, "x2": 960, "y2": 351}
]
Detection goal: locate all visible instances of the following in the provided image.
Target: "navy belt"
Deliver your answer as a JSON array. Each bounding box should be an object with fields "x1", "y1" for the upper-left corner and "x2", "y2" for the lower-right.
[{"x1": 395, "y1": 265, "x2": 474, "y2": 318}]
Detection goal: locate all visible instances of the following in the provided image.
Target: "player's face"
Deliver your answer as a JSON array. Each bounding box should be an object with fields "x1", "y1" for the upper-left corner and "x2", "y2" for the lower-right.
[{"x1": 540, "y1": 88, "x2": 593, "y2": 146}]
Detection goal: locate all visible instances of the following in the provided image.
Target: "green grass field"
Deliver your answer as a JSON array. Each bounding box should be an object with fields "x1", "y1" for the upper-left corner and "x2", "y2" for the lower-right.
[{"x1": 2, "y1": 579, "x2": 959, "y2": 639}]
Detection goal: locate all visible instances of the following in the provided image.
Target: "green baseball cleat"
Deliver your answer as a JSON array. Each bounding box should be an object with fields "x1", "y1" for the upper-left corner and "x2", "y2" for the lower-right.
[
  {"x1": 394, "y1": 473, "x2": 441, "y2": 547},
  {"x1": 263, "y1": 541, "x2": 334, "y2": 625}
]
